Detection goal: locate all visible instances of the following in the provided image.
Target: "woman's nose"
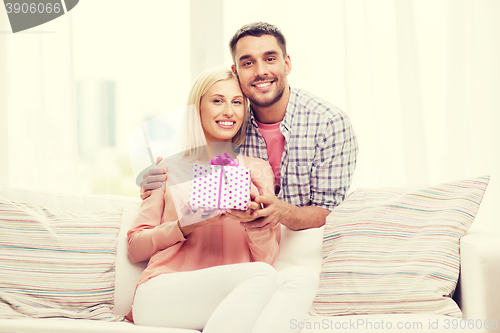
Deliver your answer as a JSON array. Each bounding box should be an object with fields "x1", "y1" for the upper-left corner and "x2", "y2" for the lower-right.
[{"x1": 222, "y1": 103, "x2": 234, "y2": 116}]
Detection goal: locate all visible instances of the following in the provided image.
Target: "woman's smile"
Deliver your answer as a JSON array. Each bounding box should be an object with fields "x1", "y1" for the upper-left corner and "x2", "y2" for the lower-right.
[{"x1": 216, "y1": 120, "x2": 236, "y2": 129}]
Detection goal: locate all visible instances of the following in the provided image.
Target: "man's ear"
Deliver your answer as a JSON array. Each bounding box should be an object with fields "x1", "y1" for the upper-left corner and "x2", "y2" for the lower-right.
[
  {"x1": 231, "y1": 64, "x2": 237, "y2": 75},
  {"x1": 284, "y1": 55, "x2": 292, "y2": 76}
]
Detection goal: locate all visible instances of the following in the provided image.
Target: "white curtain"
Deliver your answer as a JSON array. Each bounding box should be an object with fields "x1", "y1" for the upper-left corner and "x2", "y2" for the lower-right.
[
  {"x1": 1, "y1": 1, "x2": 191, "y2": 196},
  {"x1": 341, "y1": 0, "x2": 500, "y2": 232},
  {"x1": 0, "y1": 11, "x2": 79, "y2": 193}
]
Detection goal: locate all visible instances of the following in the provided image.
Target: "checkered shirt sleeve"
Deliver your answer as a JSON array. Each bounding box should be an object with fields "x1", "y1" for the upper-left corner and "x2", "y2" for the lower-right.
[{"x1": 242, "y1": 87, "x2": 358, "y2": 211}]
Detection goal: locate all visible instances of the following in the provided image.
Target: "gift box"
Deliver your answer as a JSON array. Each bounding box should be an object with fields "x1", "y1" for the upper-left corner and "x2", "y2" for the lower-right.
[{"x1": 189, "y1": 153, "x2": 251, "y2": 211}]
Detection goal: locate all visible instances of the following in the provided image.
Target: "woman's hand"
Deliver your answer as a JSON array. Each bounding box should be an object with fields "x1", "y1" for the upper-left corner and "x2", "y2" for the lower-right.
[{"x1": 178, "y1": 204, "x2": 224, "y2": 237}]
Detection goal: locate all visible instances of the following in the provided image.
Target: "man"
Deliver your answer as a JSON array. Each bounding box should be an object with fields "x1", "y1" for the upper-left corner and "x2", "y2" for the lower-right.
[{"x1": 141, "y1": 22, "x2": 358, "y2": 231}]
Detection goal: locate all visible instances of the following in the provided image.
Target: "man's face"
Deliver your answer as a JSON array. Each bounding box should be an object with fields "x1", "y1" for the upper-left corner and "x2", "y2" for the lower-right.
[{"x1": 232, "y1": 35, "x2": 291, "y2": 109}]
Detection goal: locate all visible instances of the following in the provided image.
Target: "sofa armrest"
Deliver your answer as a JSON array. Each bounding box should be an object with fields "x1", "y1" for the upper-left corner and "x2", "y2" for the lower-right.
[{"x1": 457, "y1": 230, "x2": 500, "y2": 324}]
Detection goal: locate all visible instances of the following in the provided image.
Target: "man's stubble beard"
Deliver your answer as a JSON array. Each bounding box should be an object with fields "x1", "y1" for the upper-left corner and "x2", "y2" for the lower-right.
[
  {"x1": 249, "y1": 82, "x2": 286, "y2": 109},
  {"x1": 234, "y1": 69, "x2": 287, "y2": 109}
]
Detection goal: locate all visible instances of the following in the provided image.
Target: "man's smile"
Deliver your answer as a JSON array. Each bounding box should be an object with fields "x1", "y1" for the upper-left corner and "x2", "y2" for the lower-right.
[{"x1": 252, "y1": 80, "x2": 275, "y2": 91}]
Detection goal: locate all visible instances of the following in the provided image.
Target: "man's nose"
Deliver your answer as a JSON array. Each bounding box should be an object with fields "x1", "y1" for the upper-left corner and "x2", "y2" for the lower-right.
[{"x1": 254, "y1": 60, "x2": 269, "y2": 78}]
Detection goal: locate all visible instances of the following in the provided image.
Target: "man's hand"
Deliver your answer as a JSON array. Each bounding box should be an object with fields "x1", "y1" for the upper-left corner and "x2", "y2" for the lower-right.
[
  {"x1": 224, "y1": 165, "x2": 284, "y2": 231},
  {"x1": 239, "y1": 194, "x2": 292, "y2": 231},
  {"x1": 224, "y1": 201, "x2": 262, "y2": 223},
  {"x1": 140, "y1": 156, "x2": 166, "y2": 200},
  {"x1": 223, "y1": 165, "x2": 329, "y2": 231}
]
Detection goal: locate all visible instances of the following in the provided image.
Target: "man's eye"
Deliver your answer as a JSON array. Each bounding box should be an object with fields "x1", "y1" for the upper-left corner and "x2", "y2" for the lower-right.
[
  {"x1": 242, "y1": 61, "x2": 252, "y2": 66},
  {"x1": 266, "y1": 57, "x2": 275, "y2": 62}
]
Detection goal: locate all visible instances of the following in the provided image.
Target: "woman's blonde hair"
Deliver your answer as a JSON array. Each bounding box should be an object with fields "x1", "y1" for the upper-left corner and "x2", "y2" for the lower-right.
[{"x1": 180, "y1": 67, "x2": 249, "y2": 161}]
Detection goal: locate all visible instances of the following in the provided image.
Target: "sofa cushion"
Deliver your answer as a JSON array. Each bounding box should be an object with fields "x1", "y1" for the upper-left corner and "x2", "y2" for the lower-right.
[
  {"x1": 310, "y1": 176, "x2": 489, "y2": 317},
  {"x1": 0, "y1": 192, "x2": 123, "y2": 320},
  {"x1": 0, "y1": 188, "x2": 145, "y2": 317}
]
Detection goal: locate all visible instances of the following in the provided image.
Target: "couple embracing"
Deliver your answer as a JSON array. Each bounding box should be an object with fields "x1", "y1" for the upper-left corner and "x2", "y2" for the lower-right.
[{"x1": 127, "y1": 22, "x2": 358, "y2": 333}]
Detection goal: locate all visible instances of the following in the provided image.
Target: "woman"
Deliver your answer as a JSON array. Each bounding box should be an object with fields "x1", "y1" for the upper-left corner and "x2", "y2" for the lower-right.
[{"x1": 127, "y1": 67, "x2": 282, "y2": 332}]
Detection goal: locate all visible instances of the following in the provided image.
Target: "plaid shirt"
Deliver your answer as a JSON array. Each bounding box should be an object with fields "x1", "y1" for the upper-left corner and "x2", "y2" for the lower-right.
[{"x1": 241, "y1": 87, "x2": 358, "y2": 211}]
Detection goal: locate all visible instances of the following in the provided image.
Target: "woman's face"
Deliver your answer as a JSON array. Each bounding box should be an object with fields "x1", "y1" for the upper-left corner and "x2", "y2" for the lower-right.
[{"x1": 200, "y1": 79, "x2": 246, "y2": 144}]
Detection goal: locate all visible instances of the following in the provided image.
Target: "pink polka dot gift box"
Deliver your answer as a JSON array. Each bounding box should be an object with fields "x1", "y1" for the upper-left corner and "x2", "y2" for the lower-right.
[{"x1": 189, "y1": 153, "x2": 251, "y2": 211}]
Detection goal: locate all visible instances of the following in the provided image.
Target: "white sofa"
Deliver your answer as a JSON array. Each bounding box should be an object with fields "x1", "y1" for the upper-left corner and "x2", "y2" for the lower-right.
[{"x1": 0, "y1": 187, "x2": 499, "y2": 333}]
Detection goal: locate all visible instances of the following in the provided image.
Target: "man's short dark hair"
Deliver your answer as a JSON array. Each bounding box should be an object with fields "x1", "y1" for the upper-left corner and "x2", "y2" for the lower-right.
[{"x1": 229, "y1": 22, "x2": 287, "y2": 65}]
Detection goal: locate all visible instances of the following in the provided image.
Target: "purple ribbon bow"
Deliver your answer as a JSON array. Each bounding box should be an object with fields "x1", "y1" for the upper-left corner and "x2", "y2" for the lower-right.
[
  {"x1": 210, "y1": 153, "x2": 238, "y2": 208},
  {"x1": 210, "y1": 153, "x2": 238, "y2": 167}
]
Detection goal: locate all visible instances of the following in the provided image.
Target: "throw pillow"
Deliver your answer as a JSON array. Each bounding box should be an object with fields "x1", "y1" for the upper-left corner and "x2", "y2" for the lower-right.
[
  {"x1": 310, "y1": 176, "x2": 490, "y2": 317},
  {"x1": 0, "y1": 197, "x2": 123, "y2": 321}
]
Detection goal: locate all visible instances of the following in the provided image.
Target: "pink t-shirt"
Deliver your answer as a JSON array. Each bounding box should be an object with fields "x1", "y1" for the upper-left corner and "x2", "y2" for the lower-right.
[{"x1": 256, "y1": 120, "x2": 285, "y2": 194}]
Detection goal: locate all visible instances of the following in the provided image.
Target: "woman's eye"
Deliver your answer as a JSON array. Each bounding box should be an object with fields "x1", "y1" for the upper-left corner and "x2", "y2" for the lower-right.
[
  {"x1": 233, "y1": 100, "x2": 242, "y2": 105},
  {"x1": 213, "y1": 99, "x2": 223, "y2": 104}
]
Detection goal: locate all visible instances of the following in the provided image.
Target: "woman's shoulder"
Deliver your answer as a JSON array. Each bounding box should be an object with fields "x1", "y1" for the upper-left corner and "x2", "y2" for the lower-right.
[
  {"x1": 162, "y1": 154, "x2": 195, "y2": 185},
  {"x1": 163, "y1": 152, "x2": 192, "y2": 166}
]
